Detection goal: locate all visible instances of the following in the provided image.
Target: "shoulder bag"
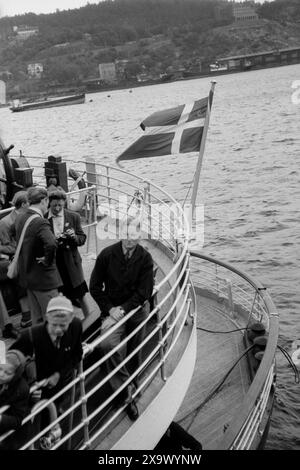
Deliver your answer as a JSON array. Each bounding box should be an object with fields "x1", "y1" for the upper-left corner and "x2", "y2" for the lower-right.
[{"x1": 7, "y1": 214, "x2": 40, "y2": 279}]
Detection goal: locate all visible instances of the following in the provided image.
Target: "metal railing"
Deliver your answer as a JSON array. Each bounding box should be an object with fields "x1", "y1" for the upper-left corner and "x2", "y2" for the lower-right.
[
  {"x1": 190, "y1": 253, "x2": 271, "y2": 328},
  {"x1": 0, "y1": 156, "x2": 278, "y2": 450},
  {"x1": 189, "y1": 251, "x2": 279, "y2": 450},
  {"x1": 0, "y1": 161, "x2": 195, "y2": 450}
]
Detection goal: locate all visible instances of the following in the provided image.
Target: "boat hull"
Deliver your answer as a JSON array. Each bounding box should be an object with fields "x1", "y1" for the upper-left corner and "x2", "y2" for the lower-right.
[
  {"x1": 111, "y1": 322, "x2": 197, "y2": 450},
  {"x1": 10, "y1": 93, "x2": 85, "y2": 112}
]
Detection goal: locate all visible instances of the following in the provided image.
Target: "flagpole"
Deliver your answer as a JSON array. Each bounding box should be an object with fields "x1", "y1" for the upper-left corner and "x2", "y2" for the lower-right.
[{"x1": 190, "y1": 81, "x2": 216, "y2": 218}]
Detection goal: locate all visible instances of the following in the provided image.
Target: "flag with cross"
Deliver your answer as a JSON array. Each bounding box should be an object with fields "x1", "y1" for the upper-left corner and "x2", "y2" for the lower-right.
[{"x1": 116, "y1": 88, "x2": 214, "y2": 164}]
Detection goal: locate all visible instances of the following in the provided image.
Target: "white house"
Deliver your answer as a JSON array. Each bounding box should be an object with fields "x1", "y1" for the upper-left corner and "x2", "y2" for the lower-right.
[
  {"x1": 99, "y1": 63, "x2": 117, "y2": 83},
  {"x1": 28, "y1": 63, "x2": 43, "y2": 79}
]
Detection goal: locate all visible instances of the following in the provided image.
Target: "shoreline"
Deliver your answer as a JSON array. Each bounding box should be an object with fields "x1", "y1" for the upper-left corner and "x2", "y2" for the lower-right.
[{"x1": 6, "y1": 59, "x2": 300, "y2": 103}]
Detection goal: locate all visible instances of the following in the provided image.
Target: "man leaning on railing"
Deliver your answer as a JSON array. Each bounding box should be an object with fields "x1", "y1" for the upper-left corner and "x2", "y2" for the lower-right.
[
  {"x1": 10, "y1": 294, "x2": 82, "y2": 400},
  {"x1": 89, "y1": 216, "x2": 154, "y2": 421}
]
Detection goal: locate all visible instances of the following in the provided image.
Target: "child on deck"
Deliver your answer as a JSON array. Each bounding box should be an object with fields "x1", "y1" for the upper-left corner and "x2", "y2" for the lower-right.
[{"x1": 0, "y1": 350, "x2": 30, "y2": 448}]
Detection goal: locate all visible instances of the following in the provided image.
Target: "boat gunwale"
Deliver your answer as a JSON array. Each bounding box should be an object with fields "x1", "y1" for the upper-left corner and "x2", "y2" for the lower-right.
[{"x1": 189, "y1": 250, "x2": 279, "y2": 449}]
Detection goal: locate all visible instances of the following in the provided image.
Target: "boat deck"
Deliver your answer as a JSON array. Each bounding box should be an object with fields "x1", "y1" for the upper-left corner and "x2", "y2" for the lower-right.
[
  {"x1": 2, "y1": 231, "x2": 252, "y2": 450},
  {"x1": 176, "y1": 292, "x2": 251, "y2": 449}
]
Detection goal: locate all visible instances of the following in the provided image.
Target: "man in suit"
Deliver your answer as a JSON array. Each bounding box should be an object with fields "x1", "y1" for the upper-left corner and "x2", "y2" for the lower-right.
[
  {"x1": 46, "y1": 190, "x2": 91, "y2": 319},
  {"x1": 15, "y1": 187, "x2": 61, "y2": 324},
  {"x1": 90, "y1": 217, "x2": 154, "y2": 421},
  {"x1": 0, "y1": 191, "x2": 32, "y2": 330},
  {"x1": 11, "y1": 294, "x2": 83, "y2": 399}
]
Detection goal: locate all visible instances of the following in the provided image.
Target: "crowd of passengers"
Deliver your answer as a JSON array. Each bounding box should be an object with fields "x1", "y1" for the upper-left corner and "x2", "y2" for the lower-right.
[{"x1": 0, "y1": 185, "x2": 155, "y2": 449}]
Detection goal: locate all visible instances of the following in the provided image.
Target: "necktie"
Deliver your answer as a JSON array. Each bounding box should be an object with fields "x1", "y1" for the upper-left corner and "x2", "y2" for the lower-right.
[
  {"x1": 125, "y1": 249, "x2": 131, "y2": 262},
  {"x1": 54, "y1": 337, "x2": 60, "y2": 349}
]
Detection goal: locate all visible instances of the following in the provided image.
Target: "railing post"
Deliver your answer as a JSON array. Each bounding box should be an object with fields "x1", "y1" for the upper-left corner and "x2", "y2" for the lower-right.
[
  {"x1": 78, "y1": 360, "x2": 90, "y2": 449},
  {"x1": 249, "y1": 291, "x2": 258, "y2": 324},
  {"x1": 66, "y1": 370, "x2": 77, "y2": 450},
  {"x1": 144, "y1": 182, "x2": 152, "y2": 239},
  {"x1": 226, "y1": 278, "x2": 235, "y2": 318},
  {"x1": 93, "y1": 186, "x2": 98, "y2": 255},
  {"x1": 106, "y1": 166, "x2": 112, "y2": 218},
  {"x1": 186, "y1": 284, "x2": 195, "y2": 324},
  {"x1": 156, "y1": 308, "x2": 167, "y2": 381}
]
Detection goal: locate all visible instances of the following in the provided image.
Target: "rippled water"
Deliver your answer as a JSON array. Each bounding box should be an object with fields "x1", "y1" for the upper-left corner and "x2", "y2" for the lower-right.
[{"x1": 1, "y1": 63, "x2": 300, "y2": 449}]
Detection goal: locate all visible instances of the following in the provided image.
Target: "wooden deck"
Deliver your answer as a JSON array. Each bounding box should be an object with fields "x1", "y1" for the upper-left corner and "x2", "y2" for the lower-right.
[{"x1": 175, "y1": 291, "x2": 251, "y2": 450}]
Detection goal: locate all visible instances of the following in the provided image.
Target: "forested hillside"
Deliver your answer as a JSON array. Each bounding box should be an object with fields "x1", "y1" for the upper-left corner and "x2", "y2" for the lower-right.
[{"x1": 0, "y1": 0, "x2": 299, "y2": 97}]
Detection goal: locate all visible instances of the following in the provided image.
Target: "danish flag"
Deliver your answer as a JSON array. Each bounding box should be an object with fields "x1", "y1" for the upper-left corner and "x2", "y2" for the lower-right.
[{"x1": 117, "y1": 95, "x2": 212, "y2": 163}]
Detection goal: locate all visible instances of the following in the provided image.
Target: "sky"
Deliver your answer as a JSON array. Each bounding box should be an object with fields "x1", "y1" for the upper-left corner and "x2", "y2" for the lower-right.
[
  {"x1": 0, "y1": 1, "x2": 100, "y2": 17},
  {"x1": 0, "y1": 0, "x2": 272, "y2": 18}
]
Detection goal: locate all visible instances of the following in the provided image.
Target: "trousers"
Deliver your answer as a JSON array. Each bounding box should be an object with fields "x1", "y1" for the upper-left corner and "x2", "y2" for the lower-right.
[
  {"x1": 99, "y1": 307, "x2": 147, "y2": 395},
  {"x1": 27, "y1": 289, "x2": 58, "y2": 324}
]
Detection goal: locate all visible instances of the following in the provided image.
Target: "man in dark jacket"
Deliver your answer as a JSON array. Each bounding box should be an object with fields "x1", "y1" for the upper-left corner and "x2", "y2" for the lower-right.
[
  {"x1": 89, "y1": 218, "x2": 154, "y2": 421},
  {"x1": 15, "y1": 187, "x2": 61, "y2": 324},
  {"x1": 0, "y1": 349, "x2": 30, "y2": 449},
  {"x1": 11, "y1": 294, "x2": 83, "y2": 399},
  {"x1": 46, "y1": 190, "x2": 91, "y2": 319},
  {"x1": 0, "y1": 191, "x2": 32, "y2": 331}
]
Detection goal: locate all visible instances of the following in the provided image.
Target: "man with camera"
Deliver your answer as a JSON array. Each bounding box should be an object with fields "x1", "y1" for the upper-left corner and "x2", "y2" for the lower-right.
[{"x1": 46, "y1": 190, "x2": 91, "y2": 319}]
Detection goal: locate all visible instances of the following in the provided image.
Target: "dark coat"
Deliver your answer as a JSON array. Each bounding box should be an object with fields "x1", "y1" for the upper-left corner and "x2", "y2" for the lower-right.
[
  {"x1": 45, "y1": 209, "x2": 86, "y2": 289},
  {"x1": 0, "y1": 377, "x2": 30, "y2": 434},
  {"x1": 89, "y1": 241, "x2": 154, "y2": 317},
  {"x1": 11, "y1": 318, "x2": 83, "y2": 391},
  {"x1": 15, "y1": 209, "x2": 61, "y2": 291}
]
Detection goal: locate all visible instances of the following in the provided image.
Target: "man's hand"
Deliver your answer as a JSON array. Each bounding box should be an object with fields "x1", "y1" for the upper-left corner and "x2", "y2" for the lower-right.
[
  {"x1": 46, "y1": 372, "x2": 60, "y2": 389},
  {"x1": 109, "y1": 306, "x2": 125, "y2": 321},
  {"x1": 30, "y1": 384, "x2": 42, "y2": 404},
  {"x1": 65, "y1": 228, "x2": 76, "y2": 240}
]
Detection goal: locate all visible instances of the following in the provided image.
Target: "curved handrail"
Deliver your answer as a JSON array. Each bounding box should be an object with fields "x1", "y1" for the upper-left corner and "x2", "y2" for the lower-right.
[
  {"x1": 189, "y1": 250, "x2": 279, "y2": 450},
  {"x1": 190, "y1": 251, "x2": 277, "y2": 315}
]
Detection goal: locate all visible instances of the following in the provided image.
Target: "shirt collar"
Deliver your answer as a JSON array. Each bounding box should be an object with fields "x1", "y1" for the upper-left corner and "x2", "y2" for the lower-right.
[
  {"x1": 48, "y1": 209, "x2": 63, "y2": 219},
  {"x1": 30, "y1": 207, "x2": 43, "y2": 217},
  {"x1": 122, "y1": 244, "x2": 137, "y2": 258}
]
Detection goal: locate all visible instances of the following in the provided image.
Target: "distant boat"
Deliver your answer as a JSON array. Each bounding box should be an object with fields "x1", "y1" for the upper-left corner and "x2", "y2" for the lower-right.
[
  {"x1": 10, "y1": 93, "x2": 85, "y2": 112},
  {"x1": 209, "y1": 62, "x2": 228, "y2": 73}
]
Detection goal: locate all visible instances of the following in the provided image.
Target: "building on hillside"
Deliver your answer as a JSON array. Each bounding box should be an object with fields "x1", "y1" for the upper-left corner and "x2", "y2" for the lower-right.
[
  {"x1": 115, "y1": 60, "x2": 130, "y2": 80},
  {"x1": 13, "y1": 25, "x2": 39, "y2": 40},
  {"x1": 99, "y1": 62, "x2": 117, "y2": 83},
  {"x1": 28, "y1": 63, "x2": 43, "y2": 79},
  {"x1": 233, "y1": 1, "x2": 258, "y2": 22}
]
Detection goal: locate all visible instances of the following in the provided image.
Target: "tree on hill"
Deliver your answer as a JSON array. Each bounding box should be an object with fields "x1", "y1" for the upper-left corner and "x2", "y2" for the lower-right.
[{"x1": 0, "y1": 0, "x2": 300, "y2": 91}]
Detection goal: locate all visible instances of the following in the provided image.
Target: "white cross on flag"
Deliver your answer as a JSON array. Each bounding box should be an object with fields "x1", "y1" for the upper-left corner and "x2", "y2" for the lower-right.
[{"x1": 116, "y1": 96, "x2": 210, "y2": 163}]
